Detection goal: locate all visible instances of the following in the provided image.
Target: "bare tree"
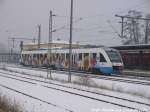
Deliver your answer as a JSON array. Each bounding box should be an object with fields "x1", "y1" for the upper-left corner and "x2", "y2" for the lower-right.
[
  {"x1": 123, "y1": 10, "x2": 143, "y2": 45},
  {"x1": 144, "y1": 14, "x2": 150, "y2": 44}
]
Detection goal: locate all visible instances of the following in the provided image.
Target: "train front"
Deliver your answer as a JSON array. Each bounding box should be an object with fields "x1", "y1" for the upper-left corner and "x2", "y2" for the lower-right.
[{"x1": 105, "y1": 48, "x2": 124, "y2": 74}]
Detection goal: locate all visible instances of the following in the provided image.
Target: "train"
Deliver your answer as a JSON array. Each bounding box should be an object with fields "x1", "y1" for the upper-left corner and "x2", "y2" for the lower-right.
[
  {"x1": 20, "y1": 47, "x2": 124, "y2": 74},
  {"x1": 112, "y1": 44, "x2": 150, "y2": 70}
]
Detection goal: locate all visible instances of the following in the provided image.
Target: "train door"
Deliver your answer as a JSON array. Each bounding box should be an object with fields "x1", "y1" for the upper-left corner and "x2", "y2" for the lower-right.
[
  {"x1": 39, "y1": 54, "x2": 43, "y2": 66},
  {"x1": 43, "y1": 54, "x2": 48, "y2": 66},
  {"x1": 28, "y1": 54, "x2": 32, "y2": 65},
  {"x1": 25, "y1": 54, "x2": 29, "y2": 65},
  {"x1": 74, "y1": 53, "x2": 78, "y2": 69},
  {"x1": 100, "y1": 53, "x2": 107, "y2": 63},
  {"x1": 99, "y1": 53, "x2": 107, "y2": 69},
  {"x1": 60, "y1": 53, "x2": 65, "y2": 68},
  {"x1": 84, "y1": 53, "x2": 90, "y2": 71},
  {"x1": 21, "y1": 54, "x2": 24, "y2": 64},
  {"x1": 78, "y1": 53, "x2": 83, "y2": 70},
  {"x1": 56, "y1": 53, "x2": 59, "y2": 64},
  {"x1": 71, "y1": 54, "x2": 74, "y2": 68},
  {"x1": 65, "y1": 53, "x2": 69, "y2": 69},
  {"x1": 36, "y1": 54, "x2": 39, "y2": 65},
  {"x1": 32, "y1": 54, "x2": 37, "y2": 66},
  {"x1": 99, "y1": 53, "x2": 112, "y2": 74},
  {"x1": 90, "y1": 53, "x2": 97, "y2": 69},
  {"x1": 21, "y1": 54, "x2": 25, "y2": 65}
]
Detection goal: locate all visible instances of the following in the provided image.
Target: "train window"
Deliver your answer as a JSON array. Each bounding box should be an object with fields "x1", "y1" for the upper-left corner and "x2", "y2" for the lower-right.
[
  {"x1": 100, "y1": 53, "x2": 106, "y2": 62},
  {"x1": 44, "y1": 54, "x2": 47, "y2": 58},
  {"x1": 66, "y1": 53, "x2": 69, "y2": 60},
  {"x1": 84, "y1": 53, "x2": 89, "y2": 57},
  {"x1": 72, "y1": 55, "x2": 74, "y2": 64},
  {"x1": 61, "y1": 54, "x2": 65, "y2": 60},
  {"x1": 37, "y1": 54, "x2": 40, "y2": 59},
  {"x1": 93, "y1": 53, "x2": 96, "y2": 59},
  {"x1": 106, "y1": 51, "x2": 122, "y2": 62},
  {"x1": 40, "y1": 54, "x2": 43, "y2": 57},
  {"x1": 33, "y1": 54, "x2": 36, "y2": 58},
  {"x1": 56, "y1": 54, "x2": 59, "y2": 58}
]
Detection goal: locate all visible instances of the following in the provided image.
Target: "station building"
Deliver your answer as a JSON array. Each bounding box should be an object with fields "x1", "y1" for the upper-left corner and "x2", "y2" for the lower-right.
[{"x1": 22, "y1": 40, "x2": 85, "y2": 51}]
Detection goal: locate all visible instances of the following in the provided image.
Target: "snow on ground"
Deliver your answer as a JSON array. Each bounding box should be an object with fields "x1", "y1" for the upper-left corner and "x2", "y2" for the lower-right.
[
  {"x1": 0, "y1": 71, "x2": 140, "y2": 112},
  {"x1": 0, "y1": 64, "x2": 150, "y2": 112},
  {"x1": 1, "y1": 69, "x2": 150, "y2": 106},
  {"x1": 0, "y1": 87, "x2": 65, "y2": 112},
  {"x1": 3, "y1": 65, "x2": 150, "y2": 99}
]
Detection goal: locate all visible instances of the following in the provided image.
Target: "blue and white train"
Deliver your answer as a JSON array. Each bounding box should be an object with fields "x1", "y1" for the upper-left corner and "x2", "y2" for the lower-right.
[{"x1": 20, "y1": 47, "x2": 124, "y2": 74}]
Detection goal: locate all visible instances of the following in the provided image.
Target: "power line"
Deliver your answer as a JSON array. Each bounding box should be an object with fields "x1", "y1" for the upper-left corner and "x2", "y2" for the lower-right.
[
  {"x1": 115, "y1": 14, "x2": 150, "y2": 44},
  {"x1": 107, "y1": 20, "x2": 121, "y2": 38},
  {"x1": 38, "y1": 24, "x2": 41, "y2": 49},
  {"x1": 55, "y1": 14, "x2": 104, "y2": 19},
  {"x1": 116, "y1": 0, "x2": 150, "y2": 14},
  {"x1": 53, "y1": 18, "x2": 82, "y2": 33},
  {"x1": 116, "y1": 14, "x2": 150, "y2": 21}
]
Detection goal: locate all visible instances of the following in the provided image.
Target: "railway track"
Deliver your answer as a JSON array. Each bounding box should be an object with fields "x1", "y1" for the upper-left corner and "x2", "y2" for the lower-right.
[
  {"x1": 4, "y1": 64, "x2": 150, "y2": 79},
  {"x1": 4, "y1": 65, "x2": 150, "y2": 86},
  {"x1": 0, "y1": 78, "x2": 73, "y2": 112},
  {"x1": 0, "y1": 70, "x2": 149, "y2": 112}
]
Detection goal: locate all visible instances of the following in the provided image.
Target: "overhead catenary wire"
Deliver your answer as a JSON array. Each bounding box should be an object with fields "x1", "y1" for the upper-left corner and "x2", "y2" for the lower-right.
[{"x1": 52, "y1": 18, "x2": 83, "y2": 33}]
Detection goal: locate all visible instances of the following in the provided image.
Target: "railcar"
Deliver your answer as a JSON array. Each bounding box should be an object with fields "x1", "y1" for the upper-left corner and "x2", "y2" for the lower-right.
[
  {"x1": 20, "y1": 47, "x2": 123, "y2": 74},
  {"x1": 112, "y1": 44, "x2": 150, "y2": 70}
]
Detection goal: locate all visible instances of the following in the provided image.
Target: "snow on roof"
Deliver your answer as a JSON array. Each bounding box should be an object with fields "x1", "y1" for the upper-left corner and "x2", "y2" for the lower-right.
[
  {"x1": 111, "y1": 44, "x2": 150, "y2": 47},
  {"x1": 23, "y1": 40, "x2": 78, "y2": 45}
]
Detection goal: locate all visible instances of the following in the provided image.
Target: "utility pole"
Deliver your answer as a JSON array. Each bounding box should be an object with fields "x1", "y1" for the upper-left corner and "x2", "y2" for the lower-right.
[
  {"x1": 145, "y1": 20, "x2": 149, "y2": 44},
  {"x1": 68, "y1": 0, "x2": 73, "y2": 82},
  {"x1": 32, "y1": 38, "x2": 36, "y2": 43},
  {"x1": 20, "y1": 41, "x2": 23, "y2": 52},
  {"x1": 8, "y1": 37, "x2": 37, "y2": 52},
  {"x1": 12, "y1": 38, "x2": 15, "y2": 48},
  {"x1": 38, "y1": 24, "x2": 41, "y2": 49},
  {"x1": 47, "y1": 10, "x2": 56, "y2": 79},
  {"x1": 115, "y1": 14, "x2": 150, "y2": 41},
  {"x1": 11, "y1": 38, "x2": 15, "y2": 54},
  {"x1": 115, "y1": 15, "x2": 125, "y2": 38},
  {"x1": 121, "y1": 17, "x2": 124, "y2": 38}
]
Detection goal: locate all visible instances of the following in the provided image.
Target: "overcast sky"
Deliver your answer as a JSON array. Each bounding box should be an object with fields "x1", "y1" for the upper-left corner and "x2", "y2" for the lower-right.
[{"x1": 0, "y1": 0, "x2": 150, "y2": 50}]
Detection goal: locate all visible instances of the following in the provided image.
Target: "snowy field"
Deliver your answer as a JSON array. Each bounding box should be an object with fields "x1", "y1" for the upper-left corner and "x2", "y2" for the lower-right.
[{"x1": 0, "y1": 64, "x2": 149, "y2": 112}]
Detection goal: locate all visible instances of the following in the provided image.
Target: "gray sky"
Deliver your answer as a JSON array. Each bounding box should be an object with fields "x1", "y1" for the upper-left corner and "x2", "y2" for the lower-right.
[{"x1": 0, "y1": 0, "x2": 150, "y2": 50}]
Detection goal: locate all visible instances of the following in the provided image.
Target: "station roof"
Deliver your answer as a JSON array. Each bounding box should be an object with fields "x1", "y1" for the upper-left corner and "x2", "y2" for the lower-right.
[
  {"x1": 23, "y1": 40, "x2": 77, "y2": 46},
  {"x1": 111, "y1": 44, "x2": 150, "y2": 50}
]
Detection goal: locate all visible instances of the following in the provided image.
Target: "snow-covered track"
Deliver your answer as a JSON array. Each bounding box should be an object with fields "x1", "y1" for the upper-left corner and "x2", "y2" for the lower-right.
[
  {"x1": 5, "y1": 65, "x2": 150, "y2": 86},
  {"x1": 0, "y1": 70, "x2": 149, "y2": 112},
  {"x1": 114, "y1": 73, "x2": 150, "y2": 81},
  {"x1": 123, "y1": 70, "x2": 150, "y2": 78},
  {"x1": 0, "y1": 80, "x2": 73, "y2": 112}
]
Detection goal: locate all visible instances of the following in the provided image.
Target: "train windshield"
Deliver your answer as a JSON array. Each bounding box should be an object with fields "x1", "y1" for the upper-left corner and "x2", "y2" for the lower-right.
[{"x1": 106, "y1": 50, "x2": 122, "y2": 62}]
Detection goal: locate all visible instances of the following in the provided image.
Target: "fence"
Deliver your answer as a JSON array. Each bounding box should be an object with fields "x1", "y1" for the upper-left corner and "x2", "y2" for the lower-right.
[{"x1": 0, "y1": 53, "x2": 20, "y2": 64}]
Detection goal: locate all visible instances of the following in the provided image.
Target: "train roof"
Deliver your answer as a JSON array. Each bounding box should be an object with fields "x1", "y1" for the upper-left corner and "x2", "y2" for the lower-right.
[{"x1": 21, "y1": 47, "x2": 117, "y2": 54}]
